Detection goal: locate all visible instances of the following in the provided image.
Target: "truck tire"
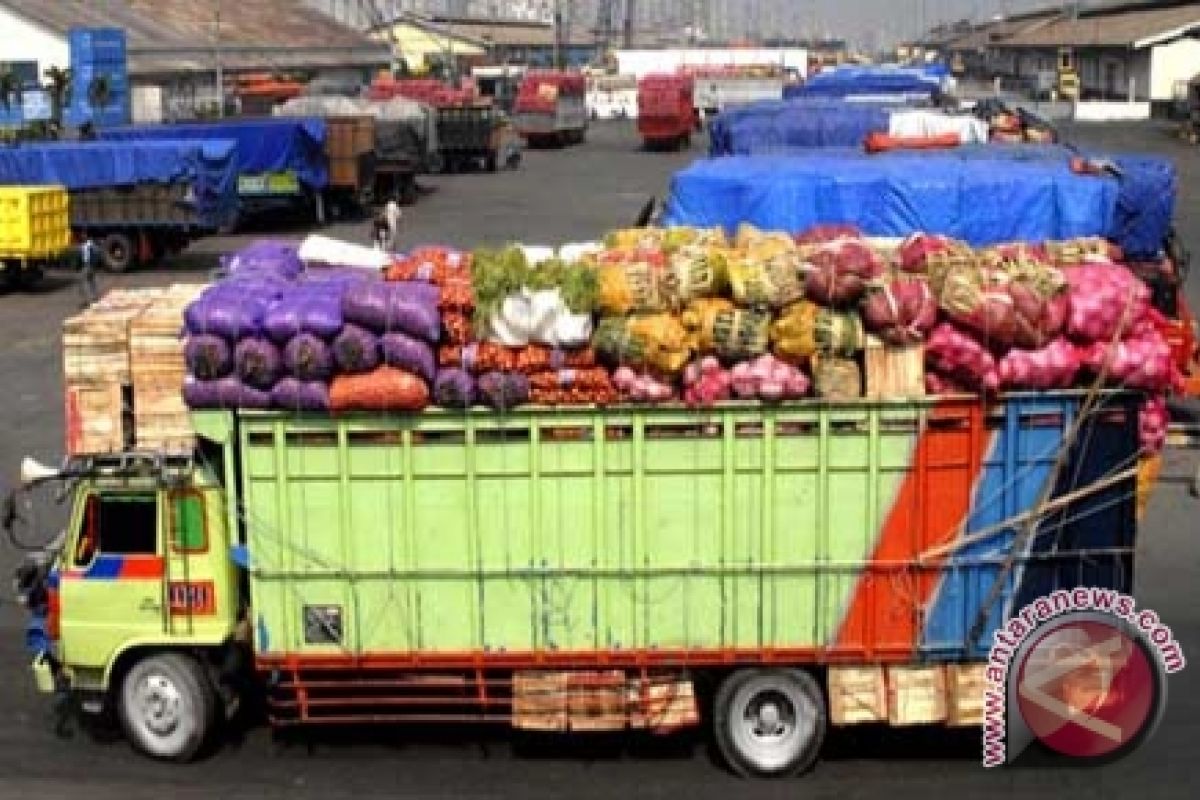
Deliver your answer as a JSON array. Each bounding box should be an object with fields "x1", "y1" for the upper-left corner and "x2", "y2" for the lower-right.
[
  {"x1": 117, "y1": 653, "x2": 218, "y2": 762},
  {"x1": 101, "y1": 232, "x2": 136, "y2": 273},
  {"x1": 713, "y1": 669, "x2": 826, "y2": 779}
]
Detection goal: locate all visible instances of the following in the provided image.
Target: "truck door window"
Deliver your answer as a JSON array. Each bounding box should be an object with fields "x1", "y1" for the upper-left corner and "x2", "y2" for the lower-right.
[
  {"x1": 170, "y1": 492, "x2": 207, "y2": 553},
  {"x1": 73, "y1": 494, "x2": 158, "y2": 566}
]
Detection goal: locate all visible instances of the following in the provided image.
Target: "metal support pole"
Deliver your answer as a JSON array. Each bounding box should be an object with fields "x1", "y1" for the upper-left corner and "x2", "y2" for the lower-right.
[{"x1": 215, "y1": 0, "x2": 224, "y2": 118}]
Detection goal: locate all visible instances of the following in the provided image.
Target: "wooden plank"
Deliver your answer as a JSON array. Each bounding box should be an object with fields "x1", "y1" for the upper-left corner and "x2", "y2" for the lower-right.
[
  {"x1": 887, "y1": 665, "x2": 947, "y2": 726},
  {"x1": 828, "y1": 665, "x2": 887, "y2": 725},
  {"x1": 864, "y1": 334, "x2": 925, "y2": 399},
  {"x1": 945, "y1": 664, "x2": 988, "y2": 727},
  {"x1": 65, "y1": 382, "x2": 125, "y2": 456}
]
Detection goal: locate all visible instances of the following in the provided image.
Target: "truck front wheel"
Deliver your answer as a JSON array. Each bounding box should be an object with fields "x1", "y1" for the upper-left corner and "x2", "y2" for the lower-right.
[
  {"x1": 713, "y1": 668, "x2": 826, "y2": 779},
  {"x1": 117, "y1": 653, "x2": 218, "y2": 762},
  {"x1": 101, "y1": 232, "x2": 136, "y2": 273}
]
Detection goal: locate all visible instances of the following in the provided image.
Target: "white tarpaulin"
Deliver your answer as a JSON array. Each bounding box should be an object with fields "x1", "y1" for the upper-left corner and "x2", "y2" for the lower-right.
[{"x1": 888, "y1": 110, "x2": 990, "y2": 143}]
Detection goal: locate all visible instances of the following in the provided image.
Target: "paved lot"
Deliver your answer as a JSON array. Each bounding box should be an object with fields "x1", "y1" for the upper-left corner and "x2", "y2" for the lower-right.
[{"x1": 0, "y1": 121, "x2": 1197, "y2": 799}]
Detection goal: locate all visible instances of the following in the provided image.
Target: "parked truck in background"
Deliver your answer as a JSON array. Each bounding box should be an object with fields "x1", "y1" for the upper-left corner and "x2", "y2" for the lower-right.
[
  {"x1": 513, "y1": 71, "x2": 588, "y2": 147},
  {"x1": 690, "y1": 67, "x2": 786, "y2": 120},
  {"x1": 0, "y1": 141, "x2": 238, "y2": 272},
  {"x1": 11, "y1": 391, "x2": 1148, "y2": 777},
  {"x1": 0, "y1": 186, "x2": 71, "y2": 289},
  {"x1": 637, "y1": 74, "x2": 698, "y2": 150}
]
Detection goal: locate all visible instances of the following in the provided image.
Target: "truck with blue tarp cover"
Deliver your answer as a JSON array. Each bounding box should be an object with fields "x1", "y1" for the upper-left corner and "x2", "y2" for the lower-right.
[
  {"x1": 787, "y1": 66, "x2": 945, "y2": 102},
  {"x1": 709, "y1": 99, "x2": 897, "y2": 155},
  {"x1": 663, "y1": 145, "x2": 1176, "y2": 261},
  {"x1": 0, "y1": 139, "x2": 239, "y2": 271},
  {"x1": 100, "y1": 118, "x2": 329, "y2": 219}
]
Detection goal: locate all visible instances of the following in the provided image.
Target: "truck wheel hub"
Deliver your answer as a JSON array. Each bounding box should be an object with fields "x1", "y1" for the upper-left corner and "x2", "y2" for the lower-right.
[{"x1": 137, "y1": 675, "x2": 182, "y2": 735}]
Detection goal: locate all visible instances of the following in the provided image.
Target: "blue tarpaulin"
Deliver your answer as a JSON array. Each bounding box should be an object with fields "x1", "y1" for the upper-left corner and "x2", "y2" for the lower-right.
[
  {"x1": 101, "y1": 118, "x2": 328, "y2": 190},
  {"x1": 787, "y1": 66, "x2": 942, "y2": 100},
  {"x1": 709, "y1": 99, "x2": 895, "y2": 155},
  {"x1": 663, "y1": 146, "x2": 1176, "y2": 258},
  {"x1": 0, "y1": 139, "x2": 240, "y2": 228}
]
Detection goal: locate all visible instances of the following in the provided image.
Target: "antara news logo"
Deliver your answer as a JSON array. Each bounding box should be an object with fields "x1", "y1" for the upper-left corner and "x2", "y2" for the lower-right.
[{"x1": 982, "y1": 588, "x2": 1185, "y2": 768}]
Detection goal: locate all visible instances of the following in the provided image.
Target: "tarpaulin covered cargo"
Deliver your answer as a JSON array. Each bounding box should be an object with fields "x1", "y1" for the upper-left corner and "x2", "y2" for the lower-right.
[
  {"x1": 709, "y1": 100, "x2": 892, "y2": 155},
  {"x1": 787, "y1": 66, "x2": 943, "y2": 100},
  {"x1": 663, "y1": 145, "x2": 1176, "y2": 258},
  {"x1": 101, "y1": 118, "x2": 328, "y2": 190},
  {"x1": 0, "y1": 139, "x2": 239, "y2": 227}
]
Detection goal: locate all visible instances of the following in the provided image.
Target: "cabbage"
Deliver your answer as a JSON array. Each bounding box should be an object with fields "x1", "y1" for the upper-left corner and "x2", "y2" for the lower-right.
[
  {"x1": 283, "y1": 333, "x2": 335, "y2": 382},
  {"x1": 184, "y1": 334, "x2": 233, "y2": 380},
  {"x1": 332, "y1": 324, "x2": 381, "y2": 374},
  {"x1": 234, "y1": 337, "x2": 283, "y2": 391}
]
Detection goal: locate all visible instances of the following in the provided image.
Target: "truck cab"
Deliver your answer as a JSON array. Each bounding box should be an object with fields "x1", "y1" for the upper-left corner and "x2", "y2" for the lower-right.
[{"x1": 14, "y1": 454, "x2": 240, "y2": 761}]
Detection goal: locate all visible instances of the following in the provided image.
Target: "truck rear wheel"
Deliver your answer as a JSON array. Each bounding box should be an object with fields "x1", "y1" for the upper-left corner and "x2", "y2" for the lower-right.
[
  {"x1": 117, "y1": 653, "x2": 217, "y2": 762},
  {"x1": 713, "y1": 669, "x2": 826, "y2": 779},
  {"x1": 101, "y1": 232, "x2": 136, "y2": 273}
]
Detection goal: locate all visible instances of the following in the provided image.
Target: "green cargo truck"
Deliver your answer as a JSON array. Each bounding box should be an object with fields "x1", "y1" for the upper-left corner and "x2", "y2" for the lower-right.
[{"x1": 11, "y1": 393, "x2": 1147, "y2": 776}]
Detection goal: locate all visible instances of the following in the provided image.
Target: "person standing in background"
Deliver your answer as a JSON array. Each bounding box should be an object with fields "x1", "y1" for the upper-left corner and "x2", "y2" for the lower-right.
[
  {"x1": 371, "y1": 212, "x2": 390, "y2": 252},
  {"x1": 78, "y1": 237, "x2": 98, "y2": 308},
  {"x1": 384, "y1": 199, "x2": 403, "y2": 253}
]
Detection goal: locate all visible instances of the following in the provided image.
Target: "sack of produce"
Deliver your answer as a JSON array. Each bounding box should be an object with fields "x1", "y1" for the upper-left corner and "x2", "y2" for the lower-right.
[
  {"x1": 476, "y1": 371, "x2": 530, "y2": 411},
  {"x1": 728, "y1": 255, "x2": 804, "y2": 309},
  {"x1": 795, "y1": 224, "x2": 862, "y2": 245},
  {"x1": 612, "y1": 367, "x2": 675, "y2": 403},
  {"x1": 283, "y1": 333, "x2": 335, "y2": 382},
  {"x1": 681, "y1": 298, "x2": 735, "y2": 353},
  {"x1": 381, "y1": 332, "x2": 436, "y2": 384},
  {"x1": 770, "y1": 301, "x2": 863, "y2": 362},
  {"x1": 332, "y1": 323, "x2": 382, "y2": 374},
  {"x1": 730, "y1": 355, "x2": 810, "y2": 401},
  {"x1": 1008, "y1": 282, "x2": 1068, "y2": 350},
  {"x1": 483, "y1": 289, "x2": 594, "y2": 348},
  {"x1": 263, "y1": 286, "x2": 347, "y2": 343},
  {"x1": 432, "y1": 369, "x2": 476, "y2": 410},
  {"x1": 442, "y1": 311, "x2": 473, "y2": 345},
  {"x1": 898, "y1": 233, "x2": 974, "y2": 274},
  {"x1": 813, "y1": 357, "x2": 863, "y2": 400},
  {"x1": 386, "y1": 247, "x2": 474, "y2": 310},
  {"x1": 597, "y1": 261, "x2": 664, "y2": 315},
  {"x1": 925, "y1": 323, "x2": 999, "y2": 392},
  {"x1": 271, "y1": 378, "x2": 330, "y2": 412},
  {"x1": 473, "y1": 248, "x2": 596, "y2": 346},
  {"x1": 438, "y1": 342, "x2": 514, "y2": 373},
  {"x1": 1046, "y1": 237, "x2": 1122, "y2": 268},
  {"x1": 593, "y1": 314, "x2": 692, "y2": 375},
  {"x1": 996, "y1": 339, "x2": 1081, "y2": 391},
  {"x1": 709, "y1": 308, "x2": 771, "y2": 362},
  {"x1": 1080, "y1": 325, "x2": 1177, "y2": 393},
  {"x1": 925, "y1": 372, "x2": 973, "y2": 395},
  {"x1": 330, "y1": 367, "x2": 430, "y2": 413},
  {"x1": 512, "y1": 345, "x2": 596, "y2": 374},
  {"x1": 223, "y1": 239, "x2": 304, "y2": 280},
  {"x1": 734, "y1": 224, "x2": 795, "y2": 257},
  {"x1": 929, "y1": 263, "x2": 1018, "y2": 347},
  {"x1": 802, "y1": 240, "x2": 885, "y2": 307},
  {"x1": 342, "y1": 280, "x2": 441, "y2": 342},
  {"x1": 528, "y1": 368, "x2": 618, "y2": 406},
  {"x1": 977, "y1": 242, "x2": 1052, "y2": 274},
  {"x1": 861, "y1": 276, "x2": 938, "y2": 346},
  {"x1": 660, "y1": 246, "x2": 727, "y2": 309},
  {"x1": 185, "y1": 335, "x2": 234, "y2": 381},
  {"x1": 234, "y1": 337, "x2": 283, "y2": 391},
  {"x1": 185, "y1": 285, "x2": 279, "y2": 339},
  {"x1": 1064, "y1": 263, "x2": 1150, "y2": 343},
  {"x1": 683, "y1": 356, "x2": 733, "y2": 407},
  {"x1": 183, "y1": 377, "x2": 272, "y2": 409}
]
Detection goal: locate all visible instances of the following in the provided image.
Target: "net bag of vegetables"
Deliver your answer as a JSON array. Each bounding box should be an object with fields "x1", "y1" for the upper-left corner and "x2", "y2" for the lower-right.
[
  {"x1": 330, "y1": 366, "x2": 430, "y2": 413},
  {"x1": 771, "y1": 301, "x2": 864, "y2": 363},
  {"x1": 593, "y1": 314, "x2": 692, "y2": 376}
]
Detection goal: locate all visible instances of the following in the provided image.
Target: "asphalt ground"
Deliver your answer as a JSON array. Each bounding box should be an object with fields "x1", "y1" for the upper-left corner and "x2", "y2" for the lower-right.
[{"x1": 0, "y1": 120, "x2": 1197, "y2": 799}]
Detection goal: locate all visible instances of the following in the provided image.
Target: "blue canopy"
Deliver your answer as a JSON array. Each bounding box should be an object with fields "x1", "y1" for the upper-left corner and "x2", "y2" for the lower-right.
[
  {"x1": 0, "y1": 139, "x2": 240, "y2": 229},
  {"x1": 101, "y1": 118, "x2": 328, "y2": 190},
  {"x1": 663, "y1": 146, "x2": 1175, "y2": 259}
]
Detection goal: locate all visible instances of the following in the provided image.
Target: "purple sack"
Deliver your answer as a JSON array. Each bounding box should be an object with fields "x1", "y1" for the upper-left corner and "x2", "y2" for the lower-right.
[
  {"x1": 184, "y1": 334, "x2": 233, "y2": 380},
  {"x1": 380, "y1": 332, "x2": 435, "y2": 384},
  {"x1": 341, "y1": 281, "x2": 441, "y2": 342},
  {"x1": 264, "y1": 286, "x2": 346, "y2": 343},
  {"x1": 271, "y1": 378, "x2": 330, "y2": 412},
  {"x1": 433, "y1": 368, "x2": 475, "y2": 409},
  {"x1": 477, "y1": 371, "x2": 529, "y2": 411},
  {"x1": 185, "y1": 284, "x2": 280, "y2": 339},
  {"x1": 332, "y1": 323, "x2": 381, "y2": 374},
  {"x1": 283, "y1": 333, "x2": 335, "y2": 382},
  {"x1": 235, "y1": 337, "x2": 283, "y2": 391},
  {"x1": 183, "y1": 377, "x2": 273, "y2": 409},
  {"x1": 223, "y1": 239, "x2": 304, "y2": 280}
]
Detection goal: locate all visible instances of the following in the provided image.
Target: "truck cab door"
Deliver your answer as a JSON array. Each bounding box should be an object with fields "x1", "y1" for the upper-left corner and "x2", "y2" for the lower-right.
[{"x1": 58, "y1": 491, "x2": 164, "y2": 671}]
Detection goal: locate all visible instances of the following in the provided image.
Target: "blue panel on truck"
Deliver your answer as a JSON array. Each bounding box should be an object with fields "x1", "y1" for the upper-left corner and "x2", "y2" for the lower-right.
[
  {"x1": 664, "y1": 146, "x2": 1176, "y2": 255},
  {"x1": 101, "y1": 118, "x2": 329, "y2": 190},
  {"x1": 0, "y1": 140, "x2": 240, "y2": 228}
]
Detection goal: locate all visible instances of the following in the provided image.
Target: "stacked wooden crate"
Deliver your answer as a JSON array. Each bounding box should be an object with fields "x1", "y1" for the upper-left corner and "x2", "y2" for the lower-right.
[
  {"x1": 130, "y1": 284, "x2": 205, "y2": 453},
  {"x1": 63, "y1": 290, "x2": 160, "y2": 455}
]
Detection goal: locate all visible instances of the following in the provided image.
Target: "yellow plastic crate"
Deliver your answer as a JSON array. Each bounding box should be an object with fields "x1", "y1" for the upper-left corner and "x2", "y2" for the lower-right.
[{"x1": 0, "y1": 186, "x2": 71, "y2": 259}]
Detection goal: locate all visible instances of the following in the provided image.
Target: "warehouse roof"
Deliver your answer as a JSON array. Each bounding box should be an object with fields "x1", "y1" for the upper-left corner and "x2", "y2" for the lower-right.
[
  {"x1": 993, "y1": 3, "x2": 1200, "y2": 49},
  {"x1": 0, "y1": 0, "x2": 390, "y2": 74},
  {"x1": 378, "y1": 15, "x2": 595, "y2": 49}
]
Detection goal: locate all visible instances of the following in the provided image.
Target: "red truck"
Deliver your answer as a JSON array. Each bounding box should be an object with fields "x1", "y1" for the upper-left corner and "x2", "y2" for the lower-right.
[
  {"x1": 637, "y1": 73, "x2": 697, "y2": 150},
  {"x1": 513, "y1": 70, "x2": 588, "y2": 147}
]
